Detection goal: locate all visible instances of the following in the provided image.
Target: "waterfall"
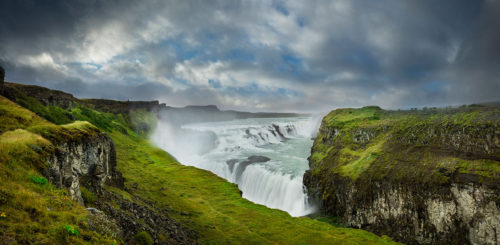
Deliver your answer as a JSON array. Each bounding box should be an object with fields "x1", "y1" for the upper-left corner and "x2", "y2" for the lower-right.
[{"x1": 151, "y1": 117, "x2": 318, "y2": 217}]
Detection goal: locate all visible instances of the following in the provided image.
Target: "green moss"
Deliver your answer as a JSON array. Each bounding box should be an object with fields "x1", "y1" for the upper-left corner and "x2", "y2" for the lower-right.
[
  {"x1": 310, "y1": 105, "x2": 500, "y2": 188},
  {"x1": 439, "y1": 158, "x2": 500, "y2": 179},
  {"x1": 338, "y1": 139, "x2": 384, "y2": 179},
  {"x1": 134, "y1": 231, "x2": 153, "y2": 245}
]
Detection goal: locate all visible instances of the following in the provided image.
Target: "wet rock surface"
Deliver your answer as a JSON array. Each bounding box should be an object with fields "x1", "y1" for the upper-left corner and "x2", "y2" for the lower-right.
[{"x1": 226, "y1": 156, "x2": 271, "y2": 181}]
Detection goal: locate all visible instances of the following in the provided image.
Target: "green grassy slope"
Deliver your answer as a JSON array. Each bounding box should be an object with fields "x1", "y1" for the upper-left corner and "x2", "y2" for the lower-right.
[
  {"x1": 109, "y1": 131, "x2": 396, "y2": 244},
  {"x1": 0, "y1": 96, "x2": 117, "y2": 244},
  {"x1": 310, "y1": 105, "x2": 500, "y2": 188},
  {"x1": 0, "y1": 86, "x2": 399, "y2": 244}
]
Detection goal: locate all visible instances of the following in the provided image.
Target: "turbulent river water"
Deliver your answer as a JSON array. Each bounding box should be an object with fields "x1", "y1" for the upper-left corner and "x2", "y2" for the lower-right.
[{"x1": 152, "y1": 117, "x2": 319, "y2": 217}]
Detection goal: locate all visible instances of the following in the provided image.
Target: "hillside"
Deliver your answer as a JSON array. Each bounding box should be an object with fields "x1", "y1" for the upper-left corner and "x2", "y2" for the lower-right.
[
  {"x1": 0, "y1": 83, "x2": 397, "y2": 244},
  {"x1": 305, "y1": 106, "x2": 500, "y2": 244}
]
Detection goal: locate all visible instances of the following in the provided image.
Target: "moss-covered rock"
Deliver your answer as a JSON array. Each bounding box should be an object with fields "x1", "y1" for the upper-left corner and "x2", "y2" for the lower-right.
[{"x1": 305, "y1": 106, "x2": 500, "y2": 244}]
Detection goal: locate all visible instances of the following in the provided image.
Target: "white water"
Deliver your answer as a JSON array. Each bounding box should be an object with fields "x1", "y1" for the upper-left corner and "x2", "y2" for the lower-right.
[{"x1": 151, "y1": 117, "x2": 319, "y2": 217}]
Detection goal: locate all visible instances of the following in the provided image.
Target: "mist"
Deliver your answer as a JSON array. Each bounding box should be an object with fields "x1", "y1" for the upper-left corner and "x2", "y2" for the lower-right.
[{"x1": 149, "y1": 111, "x2": 322, "y2": 217}]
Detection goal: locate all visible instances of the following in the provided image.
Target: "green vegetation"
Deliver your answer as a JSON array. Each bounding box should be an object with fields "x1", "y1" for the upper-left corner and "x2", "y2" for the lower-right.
[
  {"x1": 0, "y1": 96, "x2": 118, "y2": 244},
  {"x1": 0, "y1": 86, "x2": 399, "y2": 244},
  {"x1": 63, "y1": 225, "x2": 79, "y2": 236},
  {"x1": 134, "y1": 231, "x2": 153, "y2": 245},
  {"x1": 324, "y1": 106, "x2": 382, "y2": 127},
  {"x1": 80, "y1": 187, "x2": 96, "y2": 206},
  {"x1": 310, "y1": 105, "x2": 500, "y2": 187},
  {"x1": 109, "y1": 127, "x2": 395, "y2": 244},
  {"x1": 8, "y1": 88, "x2": 74, "y2": 125},
  {"x1": 30, "y1": 176, "x2": 48, "y2": 185}
]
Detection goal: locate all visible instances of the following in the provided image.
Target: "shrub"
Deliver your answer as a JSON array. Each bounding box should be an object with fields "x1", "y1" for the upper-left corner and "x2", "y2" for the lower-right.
[
  {"x1": 30, "y1": 176, "x2": 47, "y2": 185},
  {"x1": 63, "y1": 225, "x2": 79, "y2": 236},
  {"x1": 134, "y1": 231, "x2": 153, "y2": 245}
]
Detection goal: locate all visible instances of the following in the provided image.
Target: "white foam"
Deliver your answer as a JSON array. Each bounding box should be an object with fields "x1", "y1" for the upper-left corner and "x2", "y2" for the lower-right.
[{"x1": 151, "y1": 117, "x2": 319, "y2": 216}]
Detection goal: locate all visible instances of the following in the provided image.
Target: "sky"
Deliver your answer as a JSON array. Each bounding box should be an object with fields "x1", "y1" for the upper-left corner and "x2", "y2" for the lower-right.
[{"x1": 0, "y1": 0, "x2": 499, "y2": 113}]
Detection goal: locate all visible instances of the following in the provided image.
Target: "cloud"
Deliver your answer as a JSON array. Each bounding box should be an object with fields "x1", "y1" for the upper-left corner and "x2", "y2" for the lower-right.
[{"x1": 0, "y1": 0, "x2": 498, "y2": 112}]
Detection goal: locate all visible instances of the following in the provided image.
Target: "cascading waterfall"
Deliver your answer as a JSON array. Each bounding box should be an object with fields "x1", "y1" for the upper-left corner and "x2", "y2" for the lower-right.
[{"x1": 151, "y1": 117, "x2": 319, "y2": 217}]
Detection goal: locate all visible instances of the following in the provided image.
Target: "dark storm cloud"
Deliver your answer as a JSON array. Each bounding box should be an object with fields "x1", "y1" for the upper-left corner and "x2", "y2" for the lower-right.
[{"x1": 0, "y1": 0, "x2": 498, "y2": 112}]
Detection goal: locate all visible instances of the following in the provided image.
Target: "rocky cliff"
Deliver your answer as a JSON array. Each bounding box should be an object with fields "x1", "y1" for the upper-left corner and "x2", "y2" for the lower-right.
[
  {"x1": 304, "y1": 106, "x2": 500, "y2": 244},
  {"x1": 45, "y1": 131, "x2": 121, "y2": 205},
  {"x1": 35, "y1": 121, "x2": 197, "y2": 244}
]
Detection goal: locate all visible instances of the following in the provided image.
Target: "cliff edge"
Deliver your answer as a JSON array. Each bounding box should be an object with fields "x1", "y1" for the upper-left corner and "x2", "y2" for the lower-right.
[{"x1": 304, "y1": 106, "x2": 500, "y2": 244}]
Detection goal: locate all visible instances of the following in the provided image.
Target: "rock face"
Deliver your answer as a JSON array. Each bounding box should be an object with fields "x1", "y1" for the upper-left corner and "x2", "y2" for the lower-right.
[
  {"x1": 45, "y1": 133, "x2": 122, "y2": 205},
  {"x1": 43, "y1": 129, "x2": 197, "y2": 244},
  {"x1": 0, "y1": 66, "x2": 4, "y2": 94},
  {"x1": 304, "y1": 106, "x2": 500, "y2": 244}
]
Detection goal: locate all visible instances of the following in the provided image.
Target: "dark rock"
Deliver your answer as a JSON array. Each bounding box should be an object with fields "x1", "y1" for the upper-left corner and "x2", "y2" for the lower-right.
[
  {"x1": 0, "y1": 66, "x2": 4, "y2": 95},
  {"x1": 247, "y1": 155, "x2": 270, "y2": 163},
  {"x1": 44, "y1": 133, "x2": 123, "y2": 205},
  {"x1": 225, "y1": 159, "x2": 239, "y2": 172},
  {"x1": 230, "y1": 156, "x2": 271, "y2": 181},
  {"x1": 94, "y1": 190, "x2": 198, "y2": 244}
]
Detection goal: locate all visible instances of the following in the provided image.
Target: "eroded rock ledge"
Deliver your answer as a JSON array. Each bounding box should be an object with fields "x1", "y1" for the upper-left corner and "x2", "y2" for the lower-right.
[{"x1": 45, "y1": 133, "x2": 122, "y2": 205}]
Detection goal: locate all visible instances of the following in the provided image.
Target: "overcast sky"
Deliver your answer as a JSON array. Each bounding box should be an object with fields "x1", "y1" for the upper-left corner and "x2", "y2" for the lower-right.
[{"x1": 1, "y1": 0, "x2": 499, "y2": 112}]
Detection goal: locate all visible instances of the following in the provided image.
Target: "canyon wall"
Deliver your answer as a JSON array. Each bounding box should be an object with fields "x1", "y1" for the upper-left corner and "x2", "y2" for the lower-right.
[{"x1": 304, "y1": 106, "x2": 500, "y2": 244}]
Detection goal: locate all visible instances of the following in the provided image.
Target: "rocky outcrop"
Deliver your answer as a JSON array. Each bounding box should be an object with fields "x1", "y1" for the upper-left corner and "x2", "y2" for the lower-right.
[
  {"x1": 45, "y1": 133, "x2": 123, "y2": 205},
  {"x1": 4, "y1": 82, "x2": 77, "y2": 109},
  {"x1": 305, "y1": 107, "x2": 500, "y2": 245},
  {"x1": 226, "y1": 156, "x2": 271, "y2": 180},
  {"x1": 391, "y1": 122, "x2": 500, "y2": 159},
  {"x1": 94, "y1": 190, "x2": 198, "y2": 244},
  {"x1": 43, "y1": 129, "x2": 197, "y2": 244},
  {"x1": 305, "y1": 172, "x2": 500, "y2": 244},
  {"x1": 0, "y1": 66, "x2": 4, "y2": 95}
]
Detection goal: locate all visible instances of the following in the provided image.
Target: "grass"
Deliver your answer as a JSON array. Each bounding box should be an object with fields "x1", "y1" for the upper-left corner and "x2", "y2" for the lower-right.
[
  {"x1": 1, "y1": 90, "x2": 399, "y2": 244},
  {"x1": 439, "y1": 158, "x2": 500, "y2": 179},
  {"x1": 338, "y1": 139, "x2": 384, "y2": 180},
  {"x1": 8, "y1": 89, "x2": 74, "y2": 125},
  {"x1": 311, "y1": 105, "x2": 500, "y2": 184},
  {"x1": 0, "y1": 96, "x2": 51, "y2": 134},
  {"x1": 0, "y1": 96, "x2": 117, "y2": 244},
  {"x1": 324, "y1": 106, "x2": 382, "y2": 128},
  {"x1": 110, "y1": 130, "x2": 397, "y2": 244}
]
